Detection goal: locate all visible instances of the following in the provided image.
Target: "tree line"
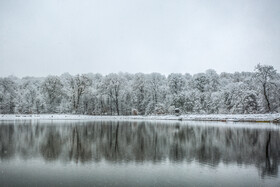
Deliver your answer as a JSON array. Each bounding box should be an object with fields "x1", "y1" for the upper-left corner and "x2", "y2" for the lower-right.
[{"x1": 0, "y1": 64, "x2": 279, "y2": 115}]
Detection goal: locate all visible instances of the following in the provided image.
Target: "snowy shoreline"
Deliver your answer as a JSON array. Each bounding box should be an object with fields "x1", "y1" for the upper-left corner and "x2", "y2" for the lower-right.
[{"x1": 0, "y1": 114, "x2": 280, "y2": 123}]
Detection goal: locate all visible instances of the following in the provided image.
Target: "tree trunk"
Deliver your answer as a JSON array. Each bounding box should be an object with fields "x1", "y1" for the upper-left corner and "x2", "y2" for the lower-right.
[
  {"x1": 263, "y1": 83, "x2": 271, "y2": 112},
  {"x1": 115, "y1": 99, "x2": 119, "y2": 115}
]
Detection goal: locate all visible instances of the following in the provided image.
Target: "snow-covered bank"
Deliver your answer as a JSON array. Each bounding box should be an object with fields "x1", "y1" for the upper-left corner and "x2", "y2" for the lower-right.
[{"x1": 0, "y1": 114, "x2": 280, "y2": 123}]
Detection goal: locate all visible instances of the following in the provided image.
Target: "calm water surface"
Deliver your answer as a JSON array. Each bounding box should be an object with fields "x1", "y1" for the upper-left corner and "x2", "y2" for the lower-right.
[{"x1": 0, "y1": 120, "x2": 280, "y2": 186}]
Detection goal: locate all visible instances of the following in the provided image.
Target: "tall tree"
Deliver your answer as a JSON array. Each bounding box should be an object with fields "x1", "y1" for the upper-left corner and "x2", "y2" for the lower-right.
[
  {"x1": 41, "y1": 76, "x2": 63, "y2": 113},
  {"x1": 16, "y1": 77, "x2": 43, "y2": 114},
  {"x1": 0, "y1": 77, "x2": 17, "y2": 114},
  {"x1": 132, "y1": 73, "x2": 147, "y2": 114},
  {"x1": 101, "y1": 73, "x2": 125, "y2": 115},
  {"x1": 254, "y1": 64, "x2": 277, "y2": 112}
]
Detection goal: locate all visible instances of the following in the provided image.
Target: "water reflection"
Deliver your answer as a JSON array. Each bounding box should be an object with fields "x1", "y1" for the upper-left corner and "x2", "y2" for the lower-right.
[{"x1": 0, "y1": 121, "x2": 280, "y2": 177}]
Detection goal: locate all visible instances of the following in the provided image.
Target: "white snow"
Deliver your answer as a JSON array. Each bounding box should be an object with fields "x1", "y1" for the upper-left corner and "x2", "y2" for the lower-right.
[{"x1": 0, "y1": 113, "x2": 280, "y2": 123}]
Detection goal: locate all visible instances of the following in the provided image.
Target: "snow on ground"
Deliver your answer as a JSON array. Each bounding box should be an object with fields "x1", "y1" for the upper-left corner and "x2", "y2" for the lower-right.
[{"x1": 0, "y1": 113, "x2": 280, "y2": 123}]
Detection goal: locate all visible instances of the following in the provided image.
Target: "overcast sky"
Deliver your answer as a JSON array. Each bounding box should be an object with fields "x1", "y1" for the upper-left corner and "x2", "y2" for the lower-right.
[{"x1": 0, "y1": 0, "x2": 279, "y2": 77}]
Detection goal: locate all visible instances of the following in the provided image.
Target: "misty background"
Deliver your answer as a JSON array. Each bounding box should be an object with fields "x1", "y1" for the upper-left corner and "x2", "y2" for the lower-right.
[{"x1": 0, "y1": 0, "x2": 280, "y2": 77}]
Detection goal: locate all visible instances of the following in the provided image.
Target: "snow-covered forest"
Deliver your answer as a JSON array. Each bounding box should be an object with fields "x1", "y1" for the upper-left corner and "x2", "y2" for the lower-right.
[{"x1": 0, "y1": 64, "x2": 279, "y2": 115}]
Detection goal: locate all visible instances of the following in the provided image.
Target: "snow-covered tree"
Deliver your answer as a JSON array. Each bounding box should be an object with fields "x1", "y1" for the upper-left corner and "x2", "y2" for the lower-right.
[
  {"x1": 61, "y1": 73, "x2": 92, "y2": 113},
  {"x1": 101, "y1": 73, "x2": 125, "y2": 115},
  {"x1": 16, "y1": 77, "x2": 43, "y2": 114},
  {"x1": 0, "y1": 64, "x2": 279, "y2": 115},
  {"x1": 254, "y1": 64, "x2": 278, "y2": 112},
  {"x1": 0, "y1": 77, "x2": 17, "y2": 114},
  {"x1": 131, "y1": 73, "x2": 149, "y2": 115},
  {"x1": 41, "y1": 76, "x2": 63, "y2": 113},
  {"x1": 145, "y1": 73, "x2": 167, "y2": 114}
]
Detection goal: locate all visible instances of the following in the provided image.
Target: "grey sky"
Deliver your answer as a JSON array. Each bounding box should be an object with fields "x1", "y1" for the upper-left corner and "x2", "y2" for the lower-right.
[{"x1": 0, "y1": 0, "x2": 279, "y2": 77}]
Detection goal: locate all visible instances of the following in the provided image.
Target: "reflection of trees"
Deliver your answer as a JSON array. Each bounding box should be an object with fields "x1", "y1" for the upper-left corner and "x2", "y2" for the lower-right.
[
  {"x1": 69, "y1": 126, "x2": 92, "y2": 163},
  {"x1": 0, "y1": 121, "x2": 280, "y2": 177},
  {"x1": 40, "y1": 130, "x2": 61, "y2": 160},
  {"x1": 0, "y1": 125, "x2": 14, "y2": 159},
  {"x1": 261, "y1": 131, "x2": 278, "y2": 177}
]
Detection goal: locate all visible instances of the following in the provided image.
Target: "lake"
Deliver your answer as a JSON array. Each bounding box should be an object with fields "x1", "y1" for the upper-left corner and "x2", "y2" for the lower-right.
[{"x1": 0, "y1": 120, "x2": 280, "y2": 186}]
